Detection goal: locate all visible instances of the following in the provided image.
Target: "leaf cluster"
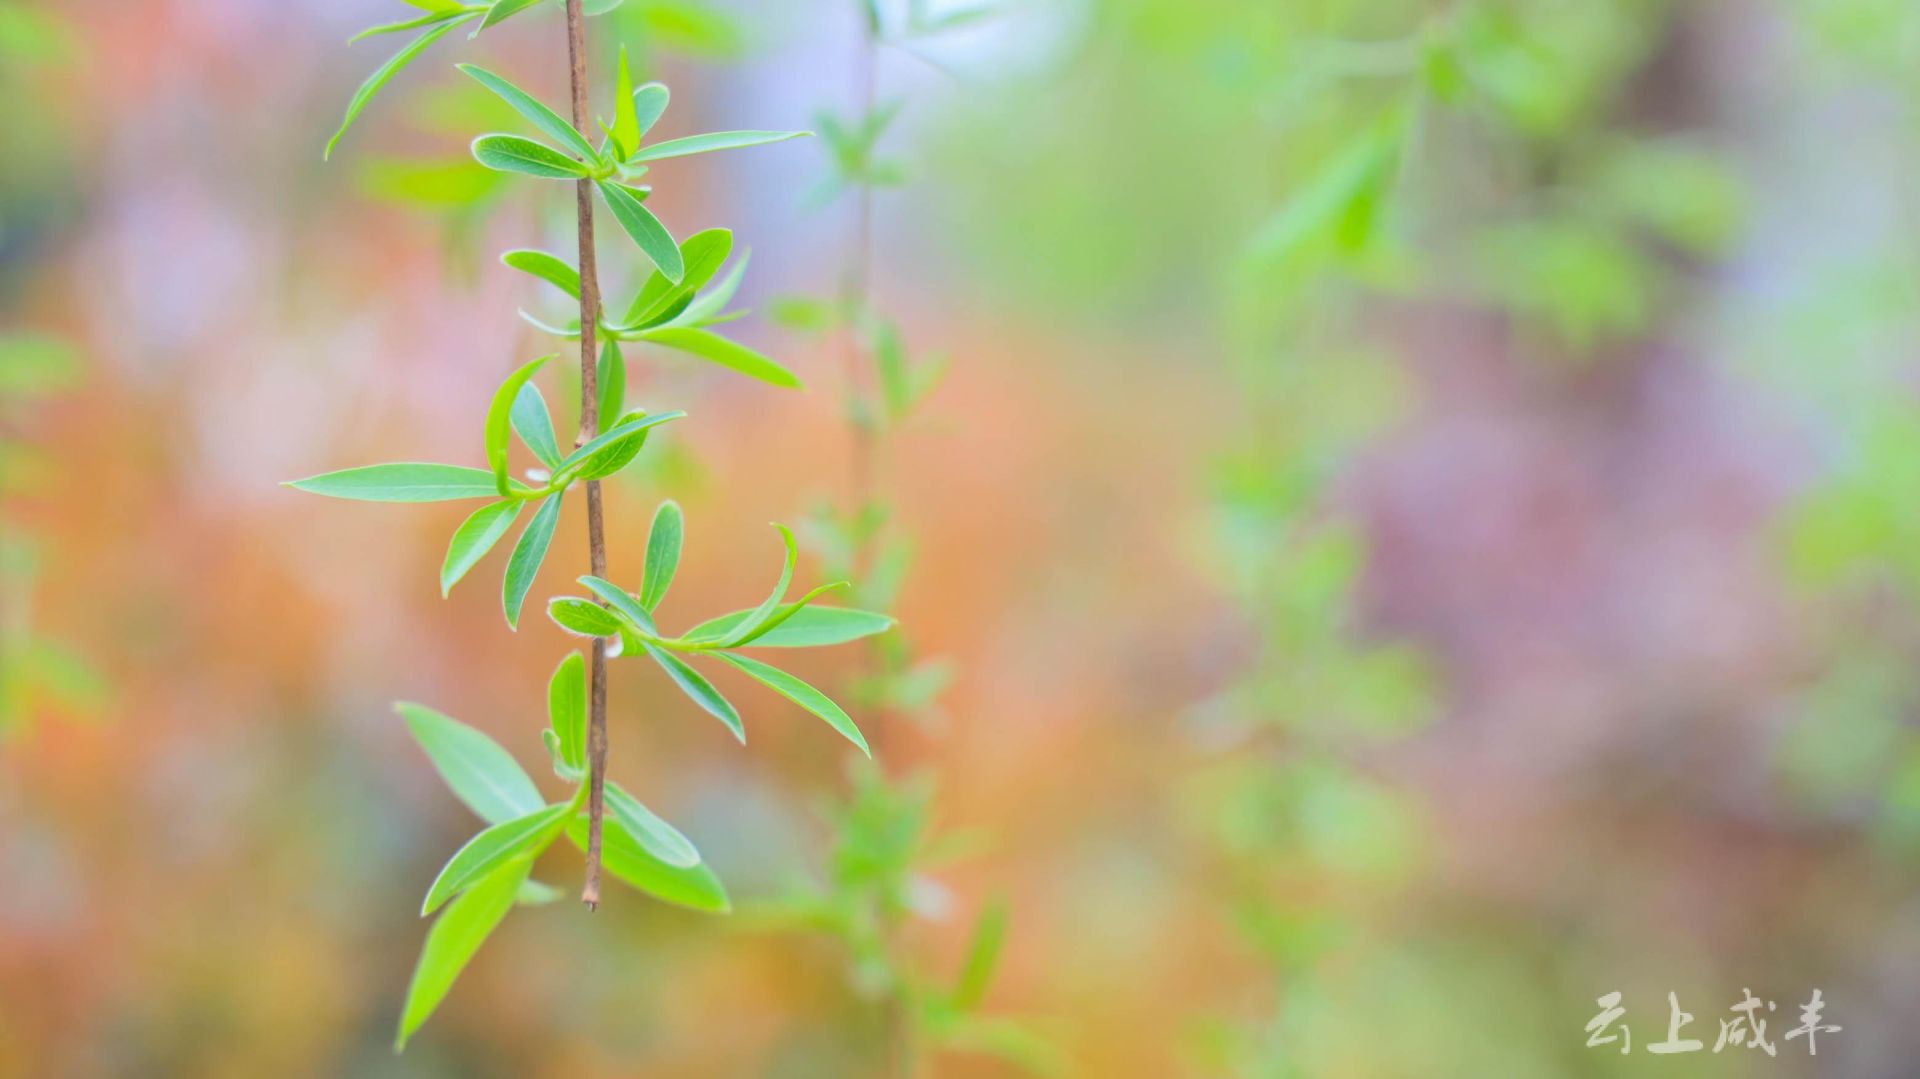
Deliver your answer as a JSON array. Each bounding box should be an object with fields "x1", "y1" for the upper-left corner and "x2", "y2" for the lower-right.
[{"x1": 295, "y1": 5, "x2": 875, "y2": 1052}]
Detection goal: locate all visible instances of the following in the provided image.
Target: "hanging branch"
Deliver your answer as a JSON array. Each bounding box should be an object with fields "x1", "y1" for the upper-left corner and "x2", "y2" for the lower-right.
[
  {"x1": 293, "y1": 0, "x2": 892, "y2": 1049},
  {"x1": 561, "y1": 0, "x2": 613, "y2": 913}
]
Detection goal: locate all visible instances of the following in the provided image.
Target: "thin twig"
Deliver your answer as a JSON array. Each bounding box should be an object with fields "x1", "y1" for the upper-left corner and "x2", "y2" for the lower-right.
[{"x1": 563, "y1": 0, "x2": 611, "y2": 911}]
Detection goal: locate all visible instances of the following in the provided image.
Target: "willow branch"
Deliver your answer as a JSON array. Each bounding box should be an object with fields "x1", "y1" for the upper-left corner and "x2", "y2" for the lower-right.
[{"x1": 563, "y1": 0, "x2": 611, "y2": 911}]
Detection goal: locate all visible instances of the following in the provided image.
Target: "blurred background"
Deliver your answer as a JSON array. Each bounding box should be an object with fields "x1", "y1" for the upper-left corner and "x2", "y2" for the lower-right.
[{"x1": 4, "y1": 0, "x2": 1920, "y2": 1074}]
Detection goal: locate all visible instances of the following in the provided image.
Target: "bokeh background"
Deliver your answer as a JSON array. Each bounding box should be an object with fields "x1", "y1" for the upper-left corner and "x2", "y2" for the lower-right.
[{"x1": 4, "y1": 0, "x2": 1920, "y2": 1075}]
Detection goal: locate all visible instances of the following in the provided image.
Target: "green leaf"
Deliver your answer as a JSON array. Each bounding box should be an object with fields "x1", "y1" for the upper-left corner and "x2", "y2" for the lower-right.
[
  {"x1": 484, "y1": 355, "x2": 551, "y2": 496},
  {"x1": 519, "y1": 309, "x2": 581, "y2": 339},
  {"x1": 349, "y1": 10, "x2": 464, "y2": 45},
  {"x1": 549, "y1": 597, "x2": 623, "y2": 637},
  {"x1": 287, "y1": 463, "x2": 504, "y2": 502},
  {"x1": 641, "y1": 328, "x2": 801, "y2": 389},
  {"x1": 325, "y1": 17, "x2": 471, "y2": 161},
  {"x1": 951, "y1": 897, "x2": 1010, "y2": 1010},
  {"x1": 642, "y1": 641, "x2": 742, "y2": 742},
  {"x1": 502, "y1": 249, "x2": 580, "y2": 299},
  {"x1": 555, "y1": 410, "x2": 685, "y2": 479},
  {"x1": 458, "y1": 63, "x2": 599, "y2": 161},
  {"x1": 639, "y1": 500, "x2": 683, "y2": 612},
  {"x1": 685, "y1": 604, "x2": 893, "y2": 648},
  {"x1": 401, "y1": 0, "x2": 467, "y2": 12},
  {"x1": 510, "y1": 382, "x2": 563, "y2": 469},
  {"x1": 595, "y1": 179, "x2": 683, "y2": 281},
  {"x1": 620, "y1": 271, "x2": 677, "y2": 328},
  {"x1": 395, "y1": 702, "x2": 544, "y2": 825},
  {"x1": 717, "y1": 653, "x2": 868, "y2": 756},
  {"x1": 714, "y1": 524, "x2": 796, "y2": 646},
  {"x1": 472, "y1": 134, "x2": 589, "y2": 179},
  {"x1": 733, "y1": 582, "x2": 849, "y2": 645},
  {"x1": 620, "y1": 229, "x2": 733, "y2": 330},
  {"x1": 632, "y1": 81, "x2": 670, "y2": 139},
  {"x1": 441, "y1": 499, "x2": 522, "y2": 596},
  {"x1": 597, "y1": 339, "x2": 625, "y2": 424},
  {"x1": 675, "y1": 251, "x2": 750, "y2": 327},
  {"x1": 502, "y1": 493, "x2": 563, "y2": 629},
  {"x1": 612, "y1": 46, "x2": 641, "y2": 160},
  {"x1": 563, "y1": 814, "x2": 730, "y2": 912},
  {"x1": 547, "y1": 652, "x2": 586, "y2": 772},
  {"x1": 769, "y1": 295, "x2": 836, "y2": 333},
  {"x1": 478, "y1": 0, "x2": 550, "y2": 32},
  {"x1": 580, "y1": 575, "x2": 659, "y2": 635},
  {"x1": 422, "y1": 803, "x2": 569, "y2": 915},
  {"x1": 671, "y1": 229, "x2": 734, "y2": 296},
  {"x1": 395, "y1": 855, "x2": 528, "y2": 1050},
  {"x1": 542, "y1": 729, "x2": 580, "y2": 782},
  {"x1": 1248, "y1": 104, "x2": 1408, "y2": 266},
  {"x1": 606, "y1": 782, "x2": 700, "y2": 867},
  {"x1": 629, "y1": 129, "x2": 807, "y2": 163}
]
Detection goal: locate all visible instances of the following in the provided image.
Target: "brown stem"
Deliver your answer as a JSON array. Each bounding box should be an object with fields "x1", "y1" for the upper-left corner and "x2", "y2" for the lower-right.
[{"x1": 563, "y1": 0, "x2": 611, "y2": 912}]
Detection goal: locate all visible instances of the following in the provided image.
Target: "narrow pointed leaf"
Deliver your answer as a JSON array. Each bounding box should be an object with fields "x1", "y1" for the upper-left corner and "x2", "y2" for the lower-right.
[
  {"x1": 422, "y1": 803, "x2": 569, "y2": 915},
  {"x1": 547, "y1": 651, "x2": 586, "y2": 771},
  {"x1": 396, "y1": 855, "x2": 528, "y2": 1050},
  {"x1": 549, "y1": 597, "x2": 624, "y2": 637},
  {"x1": 395, "y1": 702, "x2": 543, "y2": 825},
  {"x1": 952, "y1": 897, "x2": 1010, "y2": 1010},
  {"x1": 642, "y1": 328, "x2": 801, "y2": 388},
  {"x1": 288, "y1": 463, "x2": 504, "y2": 502},
  {"x1": 580, "y1": 576, "x2": 659, "y2": 635},
  {"x1": 441, "y1": 499, "x2": 522, "y2": 596},
  {"x1": 674, "y1": 251, "x2": 749, "y2": 327},
  {"x1": 542, "y1": 730, "x2": 580, "y2": 781},
  {"x1": 718, "y1": 653, "x2": 868, "y2": 756},
  {"x1": 642, "y1": 641, "x2": 742, "y2": 741},
  {"x1": 596, "y1": 179, "x2": 683, "y2": 280},
  {"x1": 510, "y1": 382, "x2": 563, "y2": 468},
  {"x1": 484, "y1": 355, "x2": 550, "y2": 495},
  {"x1": 684, "y1": 604, "x2": 894, "y2": 648},
  {"x1": 639, "y1": 500, "x2": 683, "y2": 612},
  {"x1": 502, "y1": 492, "x2": 563, "y2": 629},
  {"x1": 629, "y1": 129, "x2": 807, "y2": 163},
  {"x1": 518, "y1": 309, "x2": 581, "y2": 338},
  {"x1": 596, "y1": 339, "x2": 625, "y2": 424},
  {"x1": 607, "y1": 782, "x2": 700, "y2": 867},
  {"x1": 621, "y1": 271, "x2": 675, "y2": 327},
  {"x1": 612, "y1": 47, "x2": 641, "y2": 160},
  {"x1": 349, "y1": 10, "x2": 462, "y2": 45},
  {"x1": 673, "y1": 229, "x2": 734, "y2": 297},
  {"x1": 473, "y1": 134, "x2": 589, "y2": 179},
  {"x1": 325, "y1": 17, "x2": 470, "y2": 160},
  {"x1": 458, "y1": 64, "x2": 598, "y2": 161},
  {"x1": 478, "y1": 0, "x2": 549, "y2": 32},
  {"x1": 723, "y1": 582, "x2": 848, "y2": 646},
  {"x1": 564, "y1": 814, "x2": 729, "y2": 912},
  {"x1": 622, "y1": 230, "x2": 733, "y2": 329},
  {"x1": 715, "y1": 524, "x2": 796, "y2": 646},
  {"x1": 555, "y1": 410, "x2": 685, "y2": 477},
  {"x1": 502, "y1": 249, "x2": 580, "y2": 299},
  {"x1": 632, "y1": 82, "x2": 670, "y2": 139}
]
